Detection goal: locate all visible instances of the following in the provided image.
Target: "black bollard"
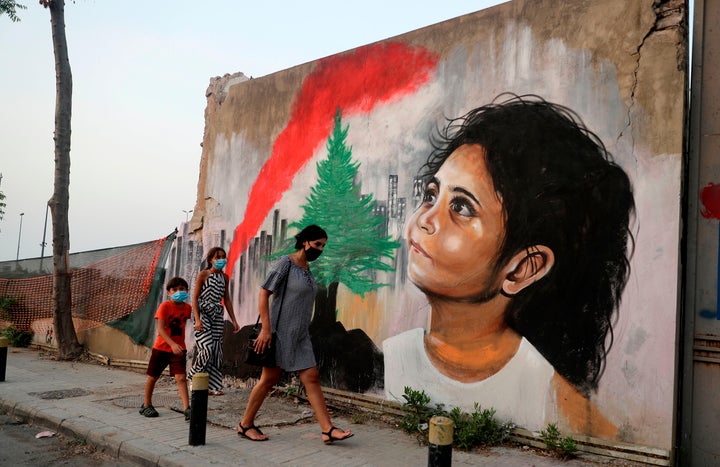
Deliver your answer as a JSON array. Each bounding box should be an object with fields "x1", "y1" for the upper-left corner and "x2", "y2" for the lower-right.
[
  {"x1": 0, "y1": 336, "x2": 7, "y2": 382},
  {"x1": 428, "y1": 415, "x2": 453, "y2": 467},
  {"x1": 188, "y1": 372, "x2": 208, "y2": 446}
]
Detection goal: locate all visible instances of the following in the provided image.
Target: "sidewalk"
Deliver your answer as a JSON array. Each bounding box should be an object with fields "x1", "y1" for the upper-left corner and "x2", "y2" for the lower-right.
[{"x1": 0, "y1": 347, "x2": 635, "y2": 466}]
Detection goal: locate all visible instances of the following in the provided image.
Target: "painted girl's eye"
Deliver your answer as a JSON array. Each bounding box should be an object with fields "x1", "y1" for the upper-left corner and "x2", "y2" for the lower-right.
[
  {"x1": 422, "y1": 184, "x2": 438, "y2": 205},
  {"x1": 450, "y1": 197, "x2": 477, "y2": 217}
]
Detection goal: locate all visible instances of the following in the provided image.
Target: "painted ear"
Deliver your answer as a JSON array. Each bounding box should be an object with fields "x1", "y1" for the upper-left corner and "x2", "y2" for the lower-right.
[{"x1": 501, "y1": 245, "x2": 555, "y2": 296}]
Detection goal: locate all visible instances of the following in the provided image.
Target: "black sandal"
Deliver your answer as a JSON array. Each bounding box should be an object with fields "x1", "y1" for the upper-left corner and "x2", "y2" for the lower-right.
[
  {"x1": 322, "y1": 426, "x2": 354, "y2": 444},
  {"x1": 237, "y1": 423, "x2": 268, "y2": 441}
]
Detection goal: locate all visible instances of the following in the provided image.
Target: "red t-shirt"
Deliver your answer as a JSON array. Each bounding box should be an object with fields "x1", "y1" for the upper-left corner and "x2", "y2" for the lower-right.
[{"x1": 152, "y1": 300, "x2": 192, "y2": 353}]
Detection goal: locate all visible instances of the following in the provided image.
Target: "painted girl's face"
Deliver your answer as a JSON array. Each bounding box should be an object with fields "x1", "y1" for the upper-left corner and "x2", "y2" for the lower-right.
[{"x1": 407, "y1": 144, "x2": 507, "y2": 300}]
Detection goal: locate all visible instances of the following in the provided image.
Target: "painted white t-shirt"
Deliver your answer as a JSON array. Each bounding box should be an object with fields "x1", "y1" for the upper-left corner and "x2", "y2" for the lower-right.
[{"x1": 383, "y1": 327, "x2": 556, "y2": 432}]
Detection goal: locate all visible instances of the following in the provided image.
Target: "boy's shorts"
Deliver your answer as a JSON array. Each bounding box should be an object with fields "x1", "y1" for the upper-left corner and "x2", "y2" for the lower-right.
[{"x1": 146, "y1": 348, "x2": 187, "y2": 377}]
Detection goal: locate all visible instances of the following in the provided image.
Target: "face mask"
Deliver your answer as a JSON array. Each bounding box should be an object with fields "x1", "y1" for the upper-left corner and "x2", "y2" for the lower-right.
[
  {"x1": 213, "y1": 259, "x2": 227, "y2": 270},
  {"x1": 171, "y1": 291, "x2": 189, "y2": 303},
  {"x1": 305, "y1": 246, "x2": 322, "y2": 262}
]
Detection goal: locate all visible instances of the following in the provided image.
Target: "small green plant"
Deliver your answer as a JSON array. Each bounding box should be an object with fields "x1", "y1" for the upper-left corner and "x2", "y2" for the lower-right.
[
  {"x1": 399, "y1": 386, "x2": 445, "y2": 435},
  {"x1": 448, "y1": 404, "x2": 513, "y2": 450},
  {"x1": 540, "y1": 423, "x2": 561, "y2": 450},
  {"x1": 350, "y1": 412, "x2": 370, "y2": 424},
  {"x1": 66, "y1": 436, "x2": 88, "y2": 447},
  {"x1": 1, "y1": 325, "x2": 33, "y2": 347},
  {"x1": 282, "y1": 384, "x2": 298, "y2": 398},
  {"x1": 0, "y1": 296, "x2": 16, "y2": 321},
  {"x1": 399, "y1": 386, "x2": 512, "y2": 451},
  {"x1": 558, "y1": 436, "x2": 578, "y2": 457},
  {"x1": 539, "y1": 423, "x2": 578, "y2": 459}
]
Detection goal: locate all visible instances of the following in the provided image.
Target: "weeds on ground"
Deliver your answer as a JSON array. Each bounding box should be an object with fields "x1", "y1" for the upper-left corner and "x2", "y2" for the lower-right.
[
  {"x1": 282, "y1": 384, "x2": 299, "y2": 398},
  {"x1": 0, "y1": 297, "x2": 33, "y2": 347},
  {"x1": 448, "y1": 404, "x2": 513, "y2": 449},
  {"x1": 399, "y1": 386, "x2": 513, "y2": 450},
  {"x1": 62, "y1": 434, "x2": 102, "y2": 457},
  {"x1": 399, "y1": 386, "x2": 446, "y2": 435},
  {"x1": 278, "y1": 374, "x2": 305, "y2": 400},
  {"x1": 539, "y1": 423, "x2": 578, "y2": 459},
  {"x1": 66, "y1": 436, "x2": 88, "y2": 447},
  {"x1": 350, "y1": 412, "x2": 372, "y2": 424},
  {"x1": 1, "y1": 325, "x2": 33, "y2": 347},
  {"x1": 0, "y1": 296, "x2": 16, "y2": 321}
]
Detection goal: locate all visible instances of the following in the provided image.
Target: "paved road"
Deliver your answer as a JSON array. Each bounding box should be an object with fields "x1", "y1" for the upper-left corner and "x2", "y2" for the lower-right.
[
  {"x1": 0, "y1": 413, "x2": 142, "y2": 466},
  {"x1": 0, "y1": 347, "x2": 648, "y2": 466}
]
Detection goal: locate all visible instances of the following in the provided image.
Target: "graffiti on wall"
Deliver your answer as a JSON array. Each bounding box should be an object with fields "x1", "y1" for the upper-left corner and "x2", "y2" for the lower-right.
[
  {"x1": 225, "y1": 42, "x2": 438, "y2": 280},
  {"x1": 175, "y1": 0, "x2": 685, "y2": 450},
  {"x1": 700, "y1": 182, "x2": 720, "y2": 319}
]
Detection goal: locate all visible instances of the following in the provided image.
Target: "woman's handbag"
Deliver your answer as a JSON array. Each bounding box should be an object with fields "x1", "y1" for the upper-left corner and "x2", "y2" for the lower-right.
[
  {"x1": 243, "y1": 263, "x2": 289, "y2": 367},
  {"x1": 244, "y1": 322, "x2": 277, "y2": 367}
]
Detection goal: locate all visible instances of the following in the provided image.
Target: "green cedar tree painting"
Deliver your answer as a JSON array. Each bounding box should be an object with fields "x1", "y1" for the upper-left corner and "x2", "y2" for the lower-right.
[{"x1": 291, "y1": 108, "x2": 400, "y2": 299}]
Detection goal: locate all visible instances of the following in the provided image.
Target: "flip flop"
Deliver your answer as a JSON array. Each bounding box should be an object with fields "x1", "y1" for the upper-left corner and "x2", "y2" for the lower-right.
[
  {"x1": 322, "y1": 426, "x2": 354, "y2": 444},
  {"x1": 208, "y1": 390, "x2": 224, "y2": 396},
  {"x1": 237, "y1": 423, "x2": 268, "y2": 441}
]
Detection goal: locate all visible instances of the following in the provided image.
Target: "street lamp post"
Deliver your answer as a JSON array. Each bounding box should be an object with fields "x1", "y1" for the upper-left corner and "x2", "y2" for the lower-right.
[
  {"x1": 183, "y1": 209, "x2": 193, "y2": 222},
  {"x1": 40, "y1": 204, "x2": 49, "y2": 271},
  {"x1": 16, "y1": 212, "x2": 24, "y2": 261}
]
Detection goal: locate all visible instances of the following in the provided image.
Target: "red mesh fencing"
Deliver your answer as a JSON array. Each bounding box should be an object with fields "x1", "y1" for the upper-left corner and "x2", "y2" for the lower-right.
[{"x1": 0, "y1": 236, "x2": 172, "y2": 340}]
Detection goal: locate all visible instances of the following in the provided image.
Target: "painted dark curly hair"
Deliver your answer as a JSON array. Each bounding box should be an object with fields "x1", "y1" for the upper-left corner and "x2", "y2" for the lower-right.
[{"x1": 420, "y1": 93, "x2": 635, "y2": 395}]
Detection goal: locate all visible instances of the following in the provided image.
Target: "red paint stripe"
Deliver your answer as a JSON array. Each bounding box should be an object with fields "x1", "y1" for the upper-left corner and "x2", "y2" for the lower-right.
[
  {"x1": 701, "y1": 183, "x2": 720, "y2": 220},
  {"x1": 226, "y1": 42, "x2": 438, "y2": 276}
]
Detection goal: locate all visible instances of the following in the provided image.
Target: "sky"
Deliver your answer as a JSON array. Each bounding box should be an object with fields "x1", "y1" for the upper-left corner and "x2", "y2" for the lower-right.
[{"x1": 0, "y1": 0, "x2": 504, "y2": 262}]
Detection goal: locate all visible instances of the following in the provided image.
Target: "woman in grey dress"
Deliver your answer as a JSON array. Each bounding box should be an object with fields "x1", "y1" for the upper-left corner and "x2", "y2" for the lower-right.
[{"x1": 237, "y1": 225, "x2": 354, "y2": 444}]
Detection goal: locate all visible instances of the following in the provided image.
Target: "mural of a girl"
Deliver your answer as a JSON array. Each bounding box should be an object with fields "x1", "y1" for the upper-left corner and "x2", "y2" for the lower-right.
[{"x1": 383, "y1": 94, "x2": 635, "y2": 437}]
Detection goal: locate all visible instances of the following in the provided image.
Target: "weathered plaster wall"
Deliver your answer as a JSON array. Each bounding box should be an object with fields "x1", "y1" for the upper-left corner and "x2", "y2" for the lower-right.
[
  {"x1": 177, "y1": 0, "x2": 685, "y2": 452},
  {"x1": 28, "y1": 318, "x2": 151, "y2": 362}
]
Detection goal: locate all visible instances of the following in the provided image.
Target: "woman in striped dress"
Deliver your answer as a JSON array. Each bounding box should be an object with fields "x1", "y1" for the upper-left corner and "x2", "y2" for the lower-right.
[{"x1": 188, "y1": 247, "x2": 240, "y2": 395}]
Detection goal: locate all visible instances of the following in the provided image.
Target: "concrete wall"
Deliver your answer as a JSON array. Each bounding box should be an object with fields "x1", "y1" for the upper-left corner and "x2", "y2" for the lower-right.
[
  {"x1": 683, "y1": 0, "x2": 720, "y2": 464},
  {"x1": 178, "y1": 0, "x2": 686, "y2": 453}
]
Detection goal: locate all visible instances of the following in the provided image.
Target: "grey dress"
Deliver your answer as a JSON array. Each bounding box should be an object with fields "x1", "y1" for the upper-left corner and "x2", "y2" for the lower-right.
[{"x1": 262, "y1": 255, "x2": 317, "y2": 371}]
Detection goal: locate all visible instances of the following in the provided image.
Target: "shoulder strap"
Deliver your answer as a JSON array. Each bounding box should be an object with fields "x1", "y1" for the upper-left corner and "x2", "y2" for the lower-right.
[
  {"x1": 255, "y1": 256, "x2": 291, "y2": 330},
  {"x1": 271, "y1": 259, "x2": 291, "y2": 330}
]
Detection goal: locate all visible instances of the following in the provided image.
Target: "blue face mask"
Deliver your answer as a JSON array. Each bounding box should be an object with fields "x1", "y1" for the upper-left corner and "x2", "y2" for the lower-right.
[
  {"x1": 213, "y1": 259, "x2": 227, "y2": 270},
  {"x1": 171, "y1": 291, "x2": 189, "y2": 303}
]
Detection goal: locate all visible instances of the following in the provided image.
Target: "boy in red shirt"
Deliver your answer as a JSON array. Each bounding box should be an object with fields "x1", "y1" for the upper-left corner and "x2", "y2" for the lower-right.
[{"x1": 140, "y1": 276, "x2": 193, "y2": 420}]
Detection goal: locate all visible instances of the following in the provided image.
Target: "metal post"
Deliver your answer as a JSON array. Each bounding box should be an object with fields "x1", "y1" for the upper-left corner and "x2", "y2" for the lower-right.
[
  {"x1": 188, "y1": 372, "x2": 208, "y2": 446},
  {"x1": 40, "y1": 203, "x2": 49, "y2": 271},
  {"x1": 0, "y1": 336, "x2": 8, "y2": 382},
  {"x1": 428, "y1": 416, "x2": 453, "y2": 467},
  {"x1": 15, "y1": 212, "x2": 24, "y2": 261}
]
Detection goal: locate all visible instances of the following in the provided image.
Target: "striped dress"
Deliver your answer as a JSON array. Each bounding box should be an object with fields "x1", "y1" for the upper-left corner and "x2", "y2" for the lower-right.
[{"x1": 188, "y1": 271, "x2": 227, "y2": 391}]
